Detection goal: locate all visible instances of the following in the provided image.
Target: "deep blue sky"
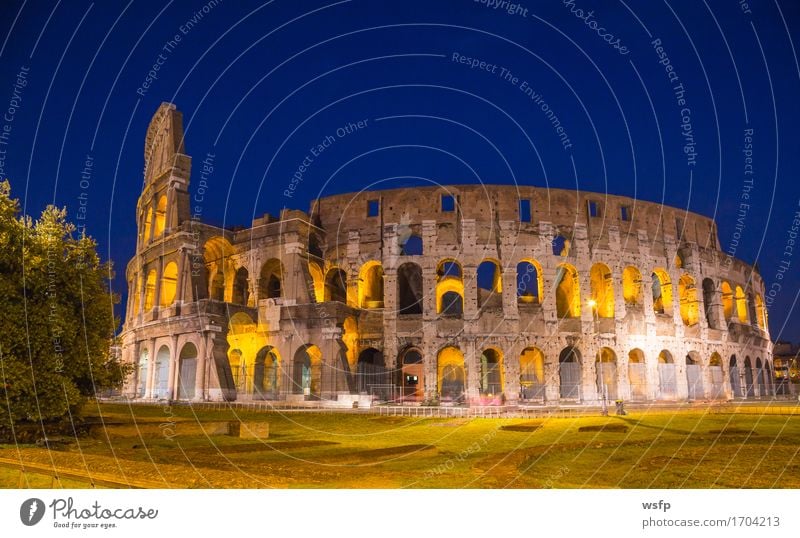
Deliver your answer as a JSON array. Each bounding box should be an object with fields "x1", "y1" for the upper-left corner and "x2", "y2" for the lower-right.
[{"x1": 1, "y1": 0, "x2": 799, "y2": 340}]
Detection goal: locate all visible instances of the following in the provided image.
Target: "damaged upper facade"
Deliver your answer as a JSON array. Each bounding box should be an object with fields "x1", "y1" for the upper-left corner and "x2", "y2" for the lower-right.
[{"x1": 119, "y1": 103, "x2": 773, "y2": 406}]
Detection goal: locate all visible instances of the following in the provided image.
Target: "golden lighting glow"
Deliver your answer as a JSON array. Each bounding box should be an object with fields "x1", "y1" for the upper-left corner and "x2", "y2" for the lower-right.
[
  {"x1": 721, "y1": 281, "x2": 734, "y2": 321},
  {"x1": 622, "y1": 265, "x2": 643, "y2": 305},
  {"x1": 555, "y1": 263, "x2": 581, "y2": 318},
  {"x1": 204, "y1": 237, "x2": 235, "y2": 302},
  {"x1": 143, "y1": 269, "x2": 156, "y2": 311},
  {"x1": 141, "y1": 209, "x2": 152, "y2": 243},
  {"x1": 652, "y1": 268, "x2": 673, "y2": 315},
  {"x1": 160, "y1": 261, "x2": 178, "y2": 306},
  {"x1": 479, "y1": 348, "x2": 504, "y2": 396},
  {"x1": 437, "y1": 346, "x2": 465, "y2": 395},
  {"x1": 735, "y1": 285, "x2": 748, "y2": 323},
  {"x1": 755, "y1": 294, "x2": 767, "y2": 331},
  {"x1": 324, "y1": 267, "x2": 348, "y2": 304},
  {"x1": 308, "y1": 261, "x2": 324, "y2": 303},
  {"x1": 358, "y1": 260, "x2": 384, "y2": 308},
  {"x1": 678, "y1": 273, "x2": 699, "y2": 326},
  {"x1": 520, "y1": 347, "x2": 545, "y2": 385},
  {"x1": 436, "y1": 259, "x2": 464, "y2": 315},
  {"x1": 226, "y1": 312, "x2": 270, "y2": 394},
  {"x1": 589, "y1": 263, "x2": 614, "y2": 318},
  {"x1": 153, "y1": 194, "x2": 167, "y2": 237},
  {"x1": 342, "y1": 316, "x2": 359, "y2": 369}
]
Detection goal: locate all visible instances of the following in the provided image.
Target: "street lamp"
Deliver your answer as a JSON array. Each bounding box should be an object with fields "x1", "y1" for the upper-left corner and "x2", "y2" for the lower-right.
[{"x1": 587, "y1": 299, "x2": 608, "y2": 416}]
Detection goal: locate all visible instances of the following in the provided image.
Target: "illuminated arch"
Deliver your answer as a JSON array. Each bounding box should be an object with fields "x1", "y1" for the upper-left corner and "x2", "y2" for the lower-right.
[
  {"x1": 131, "y1": 274, "x2": 141, "y2": 315},
  {"x1": 651, "y1": 268, "x2": 673, "y2": 315},
  {"x1": 755, "y1": 294, "x2": 767, "y2": 331},
  {"x1": 293, "y1": 344, "x2": 322, "y2": 397},
  {"x1": 358, "y1": 260, "x2": 384, "y2": 308},
  {"x1": 720, "y1": 281, "x2": 734, "y2": 321},
  {"x1": 176, "y1": 343, "x2": 198, "y2": 400},
  {"x1": 436, "y1": 259, "x2": 463, "y2": 315},
  {"x1": 400, "y1": 347, "x2": 424, "y2": 401},
  {"x1": 153, "y1": 194, "x2": 167, "y2": 237},
  {"x1": 590, "y1": 263, "x2": 614, "y2": 318},
  {"x1": 657, "y1": 350, "x2": 677, "y2": 400},
  {"x1": 159, "y1": 261, "x2": 178, "y2": 307},
  {"x1": 143, "y1": 269, "x2": 157, "y2": 311},
  {"x1": 259, "y1": 259, "x2": 284, "y2": 300},
  {"x1": 204, "y1": 237, "x2": 234, "y2": 302},
  {"x1": 153, "y1": 345, "x2": 170, "y2": 399},
  {"x1": 307, "y1": 261, "x2": 324, "y2": 303},
  {"x1": 622, "y1": 266, "x2": 643, "y2": 306},
  {"x1": 735, "y1": 286, "x2": 748, "y2": 323},
  {"x1": 141, "y1": 208, "x2": 152, "y2": 243},
  {"x1": 678, "y1": 274, "x2": 699, "y2": 326},
  {"x1": 437, "y1": 346, "x2": 465, "y2": 402},
  {"x1": 596, "y1": 347, "x2": 618, "y2": 401},
  {"x1": 517, "y1": 259, "x2": 543, "y2": 304},
  {"x1": 477, "y1": 259, "x2": 502, "y2": 309},
  {"x1": 558, "y1": 346, "x2": 581, "y2": 399},
  {"x1": 685, "y1": 351, "x2": 703, "y2": 400},
  {"x1": 555, "y1": 263, "x2": 580, "y2": 318},
  {"x1": 520, "y1": 347, "x2": 545, "y2": 400},
  {"x1": 479, "y1": 348, "x2": 504, "y2": 396},
  {"x1": 628, "y1": 349, "x2": 647, "y2": 401},
  {"x1": 254, "y1": 346, "x2": 281, "y2": 399},
  {"x1": 356, "y1": 348, "x2": 387, "y2": 394}
]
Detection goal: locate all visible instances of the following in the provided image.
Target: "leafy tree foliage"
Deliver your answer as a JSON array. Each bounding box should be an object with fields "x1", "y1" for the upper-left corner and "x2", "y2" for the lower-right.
[{"x1": 0, "y1": 180, "x2": 128, "y2": 437}]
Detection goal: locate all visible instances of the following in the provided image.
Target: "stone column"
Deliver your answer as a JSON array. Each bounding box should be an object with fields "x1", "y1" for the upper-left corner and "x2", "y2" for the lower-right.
[
  {"x1": 464, "y1": 339, "x2": 479, "y2": 404},
  {"x1": 194, "y1": 331, "x2": 208, "y2": 401},
  {"x1": 504, "y1": 338, "x2": 521, "y2": 405},
  {"x1": 145, "y1": 338, "x2": 156, "y2": 399},
  {"x1": 168, "y1": 334, "x2": 179, "y2": 399}
]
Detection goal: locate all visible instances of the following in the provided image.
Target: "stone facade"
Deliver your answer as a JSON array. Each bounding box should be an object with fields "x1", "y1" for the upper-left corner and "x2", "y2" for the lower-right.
[{"x1": 119, "y1": 103, "x2": 774, "y2": 406}]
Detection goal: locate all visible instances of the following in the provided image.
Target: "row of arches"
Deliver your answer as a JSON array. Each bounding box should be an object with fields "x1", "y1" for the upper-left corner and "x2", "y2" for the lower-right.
[{"x1": 136, "y1": 342, "x2": 198, "y2": 400}]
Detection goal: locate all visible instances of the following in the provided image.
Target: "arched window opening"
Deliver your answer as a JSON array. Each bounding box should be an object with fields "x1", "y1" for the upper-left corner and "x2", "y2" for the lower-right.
[
  {"x1": 479, "y1": 349, "x2": 503, "y2": 397},
  {"x1": 358, "y1": 261, "x2": 384, "y2": 308},
  {"x1": 477, "y1": 259, "x2": 502, "y2": 309},
  {"x1": 657, "y1": 350, "x2": 677, "y2": 400},
  {"x1": 702, "y1": 278, "x2": 718, "y2": 328},
  {"x1": 397, "y1": 262, "x2": 423, "y2": 315},
  {"x1": 153, "y1": 345, "x2": 170, "y2": 399},
  {"x1": 437, "y1": 346, "x2": 465, "y2": 403},
  {"x1": 685, "y1": 352, "x2": 703, "y2": 400},
  {"x1": 400, "y1": 348, "x2": 424, "y2": 401},
  {"x1": 721, "y1": 281, "x2": 734, "y2": 321},
  {"x1": 755, "y1": 294, "x2": 767, "y2": 331},
  {"x1": 520, "y1": 347, "x2": 545, "y2": 401},
  {"x1": 708, "y1": 352, "x2": 724, "y2": 399},
  {"x1": 324, "y1": 268, "x2": 348, "y2": 303},
  {"x1": 436, "y1": 259, "x2": 463, "y2": 316},
  {"x1": 596, "y1": 347, "x2": 618, "y2": 401},
  {"x1": 356, "y1": 348, "x2": 387, "y2": 398},
  {"x1": 141, "y1": 209, "x2": 152, "y2": 243},
  {"x1": 307, "y1": 262, "x2": 324, "y2": 303},
  {"x1": 744, "y1": 356, "x2": 755, "y2": 398},
  {"x1": 516, "y1": 260, "x2": 543, "y2": 304},
  {"x1": 254, "y1": 347, "x2": 280, "y2": 400},
  {"x1": 177, "y1": 343, "x2": 198, "y2": 400},
  {"x1": 590, "y1": 263, "x2": 615, "y2": 318},
  {"x1": 622, "y1": 266, "x2": 643, "y2": 306},
  {"x1": 628, "y1": 349, "x2": 647, "y2": 401},
  {"x1": 153, "y1": 194, "x2": 167, "y2": 237},
  {"x1": 735, "y1": 286, "x2": 748, "y2": 323},
  {"x1": 293, "y1": 345, "x2": 322, "y2": 398},
  {"x1": 259, "y1": 259, "x2": 283, "y2": 300},
  {"x1": 137, "y1": 350, "x2": 149, "y2": 397},
  {"x1": 160, "y1": 262, "x2": 178, "y2": 307},
  {"x1": 651, "y1": 269, "x2": 673, "y2": 315},
  {"x1": 678, "y1": 274, "x2": 699, "y2": 326},
  {"x1": 729, "y1": 355, "x2": 742, "y2": 398},
  {"x1": 555, "y1": 263, "x2": 580, "y2": 318},
  {"x1": 143, "y1": 270, "x2": 157, "y2": 311},
  {"x1": 232, "y1": 267, "x2": 249, "y2": 305},
  {"x1": 559, "y1": 346, "x2": 581, "y2": 399}
]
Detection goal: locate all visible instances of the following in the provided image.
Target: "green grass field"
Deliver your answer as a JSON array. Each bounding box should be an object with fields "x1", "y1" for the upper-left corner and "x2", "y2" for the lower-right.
[{"x1": 2, "y1": 404, "x2": 799, "y2": 488}]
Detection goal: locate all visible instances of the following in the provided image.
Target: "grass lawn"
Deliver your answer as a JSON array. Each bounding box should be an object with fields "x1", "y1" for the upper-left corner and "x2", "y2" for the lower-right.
[{"x1": 2, "y1": 403, "x2": 799, "y2": 488}]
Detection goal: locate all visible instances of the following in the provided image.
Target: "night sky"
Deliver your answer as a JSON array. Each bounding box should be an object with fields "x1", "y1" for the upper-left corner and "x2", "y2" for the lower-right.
[{"x1": 1, "y1": 0, "x2": 799, "y2": 340}]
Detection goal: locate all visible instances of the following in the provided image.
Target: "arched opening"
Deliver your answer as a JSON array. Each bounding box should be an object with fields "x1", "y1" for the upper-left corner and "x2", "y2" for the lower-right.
[
  {"x1": 232, "y1": 267, "x2": 249, "y2": 305},
  {"x1": 307, "y1": 261, "x2": 324, "y2": 303},
  {"x1": 204, "y1": 237, "x2": 234, "y2": 302},
  {"x1": 657, "y1": 350, "x2": 677, "y2": 400},
  {"x1": 177, "y1": 343, "x2": 197, "y2": 400},
  {"x1": 729, "y1": 355, "x2": 741, "y2": 398},
  {"x1": 229, "y1": 349, "x2": 246, "y2": 393},
  {"x1": 324, "y1": 268, "x2": 347, "y2": 303},
  {"x1": 628, "y1": 349, "x2": 647, "y2": 401},
  {"x1": 744, "y1": 356, "x2": 755, "y2": 398},
  {"x1": 708, "y1": 352, "x2": 724, "y2": 399},
  {"x1": 137, "y1": 350, "x2": 149, "y2": 397},
  {"x1": 436, "y1": 259, "x2": 463, "y2": 316},
  {"x1": 358, "y1": 261, "x2": 384, "y2": 308},
  {"x1": 552, "y1": 235, "x2": 570, "y2": 256},
  {"x1": 622, "y1": 266, "x2": 643, "y2": 306},
  {"x1": 764, "y1": 361, "x2": 773, "y2": 398},
  {"x1": 400, "y1": 348, "x2": 424, "y2": 401},
  {"x1": 253, "y1": 346, "x2": 280, "y2": 400},
  {"x1": 143, "y1": 269, "x2": 157, "y2": 311},
  {"x1": 678, "y1": 274, "x2": 699, "y2": 326},
  {"x1": 141, "y1": 208, "x2": 152, "y2": 243},
  {"x1": 652, "y1": 269, "x2": 673, "y2": 315},
  {"x1": 259, "y1": 259, "x2": 284, "y2": 300},
  {"x1": 397, "y1": 262, "x2": 423, "y2": 315},
  {"x1": 721, "y1": 281, "x2": 734, "y2": 321},
  {"x1": 400, "y1": 234, "x2": 423, "y2": 255},
  {"x1": 756, "y1": 357, "x2": 766, "y2": 398},
  {"x1": 130, "y1": 276, "x2": 140, "y2": 316},
  {"x1": 685, "y1": 352, "x2": 703, "y2": 400},
  {"x1": 555, "y1": 263, "x2": 581, "y2": 318},
  {"x1": 735, "y1": 286, "x2": 748, "y2": 323},
  {"x1": 559, "y1": 346, "x2": 581, "y2": 399},
  {"x1": 755, "y1": 294, "x2": 767, "y2": 331},
  {"x1": 702, "y1": 278, "x2": 718, "y2": 328},
  {"x1": 153, "y1": 345, "x2": 170, "y2": 399},
  {"x1": 356, "y1": 348, "x2": 387, "y2": 398},
  {"x1": 590, "y1": 263, "x2": 615, "y2": 318},
  {"x1": 437, "y1": 346, "x2": 465, "y2": 403},
  {"x1": 225, "y1": 312, "x2": 260, "y2": 396},
  {"x1": 293, "y1": 345, "x2": 322, "y2": 398},
  {"x1": 596, "y1": 347, "x2": 618, "y2": 401},
  {"x1": 160, "y1": 261, "x2": 178, "y2": 307},
  {"x1": 477, "y1": 259, "x2": 502, "y2": 309},
  {"x1": 479, "y1": 348, "x2": 503, "y2": 398},
  {"x1": 153, "y1": 194, "x2": 167, "y2": 237},
  {"x1": 520, "y1": 347, "x2": 545, "y2": 401},
  {"x1": 516, "y1": 259, "x2": 543, "y2": 304}
]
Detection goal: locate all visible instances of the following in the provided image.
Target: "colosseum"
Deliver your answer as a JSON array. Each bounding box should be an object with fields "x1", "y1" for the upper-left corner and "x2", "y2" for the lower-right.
[{"x1": 119, "y1": 103, "x2": 774, "y2": 408}]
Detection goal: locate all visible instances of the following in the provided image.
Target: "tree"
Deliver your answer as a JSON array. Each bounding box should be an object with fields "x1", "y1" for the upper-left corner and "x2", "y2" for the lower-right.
[{"x1": 0, "y1": 180, "x2": 128, "y2": 440}]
